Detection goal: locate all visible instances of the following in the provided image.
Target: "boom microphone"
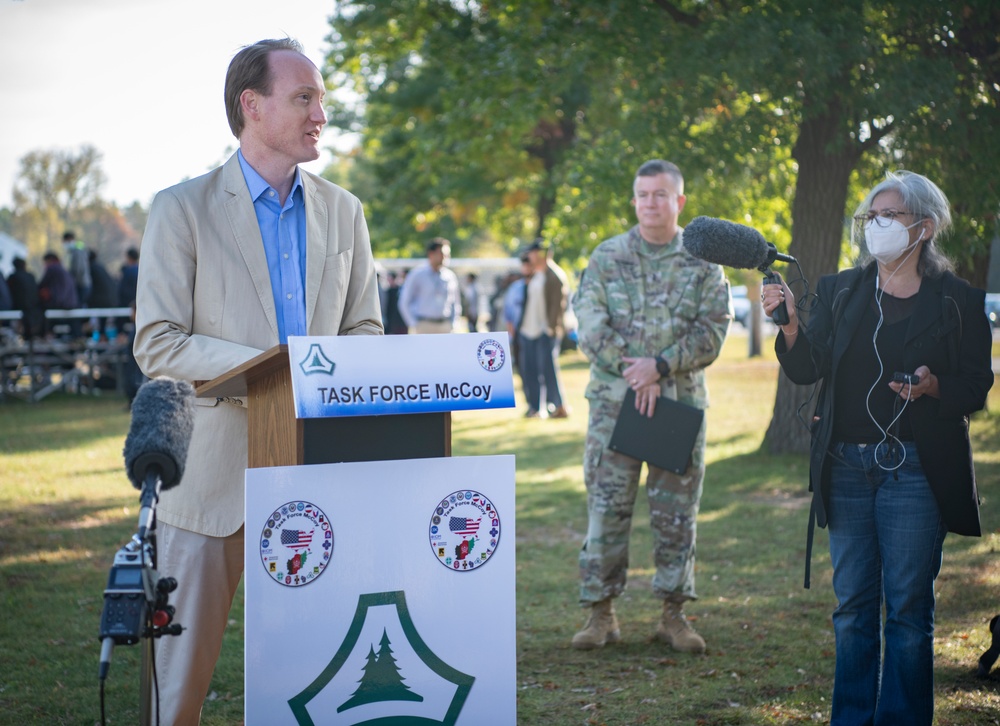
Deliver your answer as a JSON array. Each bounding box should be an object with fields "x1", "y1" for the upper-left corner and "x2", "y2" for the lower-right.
[
  {"x1": 683, "y1": 216, "x2": 796, "y2": 270},
  {"x1": 123, "y1": 377, "x2": 195, "y2": 539}
]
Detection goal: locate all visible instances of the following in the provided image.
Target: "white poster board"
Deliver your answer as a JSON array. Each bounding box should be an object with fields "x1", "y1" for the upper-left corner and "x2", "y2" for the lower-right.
[{"x1": 245, "y1": 455, "x2": 516, "y2": 725}]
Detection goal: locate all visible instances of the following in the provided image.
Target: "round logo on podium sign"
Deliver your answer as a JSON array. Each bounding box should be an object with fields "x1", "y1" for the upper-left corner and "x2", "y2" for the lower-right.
[
  {"x1": 428, "y1": 490, "x2": 501, "y2": 571},
  {"x1": 259, "y1": 501, "x2": 333, "y2": 587},
  {"x1": 476, "y1": 339, "x2": 506, "y2": 372}
]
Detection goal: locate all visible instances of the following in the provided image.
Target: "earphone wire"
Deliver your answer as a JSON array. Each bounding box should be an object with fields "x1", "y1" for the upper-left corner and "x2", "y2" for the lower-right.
[{"x1": 868, "y1": 265, "x2": 917, "y2": 471}]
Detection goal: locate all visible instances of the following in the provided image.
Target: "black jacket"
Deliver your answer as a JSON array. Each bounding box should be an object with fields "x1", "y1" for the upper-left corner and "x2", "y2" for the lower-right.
[
  {"x1": 8, "y1": 268, "x2": 40, "y2": 312},
  {"x1": 7, "y1": 268, "x2": 43, "y2": 337},
  {"x1": 88, "y1": 260, "x2": 118, "y2": 308},
  {"x1": 777, "y1": 265, "x2": 993, "y2": 539}
]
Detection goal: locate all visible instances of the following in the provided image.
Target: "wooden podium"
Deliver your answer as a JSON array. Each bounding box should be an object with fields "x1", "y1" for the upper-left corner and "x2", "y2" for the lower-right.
[{"x1": 195, "y1": 345, "x2": 451, "y2": 469}]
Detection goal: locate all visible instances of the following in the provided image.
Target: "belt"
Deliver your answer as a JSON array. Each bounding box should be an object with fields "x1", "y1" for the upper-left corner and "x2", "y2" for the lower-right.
[{"x1": 417, "y1": 317, "x2": 448, "y2": 323}]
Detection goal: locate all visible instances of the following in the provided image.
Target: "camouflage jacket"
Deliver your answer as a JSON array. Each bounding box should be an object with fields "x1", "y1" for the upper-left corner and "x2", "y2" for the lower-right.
[{"x1": 573, "y1": 225, "x2": 732, "y2": 408}]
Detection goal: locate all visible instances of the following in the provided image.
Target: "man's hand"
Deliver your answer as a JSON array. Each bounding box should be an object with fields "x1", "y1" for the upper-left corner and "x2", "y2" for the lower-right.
[
  {"x1": 633, "y1": 383, "x2": 660, "y2": 418},
  {"x1": 621, "y1": 356, "x2": 659, "y2": 388},
  {"x1": 622, "y1": 356, "x2": 661, "y2": 418}
]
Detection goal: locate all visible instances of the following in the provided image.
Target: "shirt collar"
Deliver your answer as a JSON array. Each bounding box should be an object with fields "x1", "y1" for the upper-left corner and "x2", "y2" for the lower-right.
[{"x1": 237, "y1": 149, "x2": 303, "y2": 204}]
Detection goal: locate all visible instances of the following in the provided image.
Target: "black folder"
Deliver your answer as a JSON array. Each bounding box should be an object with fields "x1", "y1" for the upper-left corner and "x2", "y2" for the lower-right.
[{"x1": 608, "y1": 388, "x2": 704, "y2": 474}]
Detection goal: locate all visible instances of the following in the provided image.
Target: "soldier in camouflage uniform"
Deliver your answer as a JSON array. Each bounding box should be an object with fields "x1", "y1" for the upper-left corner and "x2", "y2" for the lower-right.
[{"x1": 571, "y1": 159, "x2": 731, "y2": 653}]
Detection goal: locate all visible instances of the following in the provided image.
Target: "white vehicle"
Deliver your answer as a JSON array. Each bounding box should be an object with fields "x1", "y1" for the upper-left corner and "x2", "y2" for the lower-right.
[{"x1": 731, "y1": 285, "x2": 751, "y2": 327}]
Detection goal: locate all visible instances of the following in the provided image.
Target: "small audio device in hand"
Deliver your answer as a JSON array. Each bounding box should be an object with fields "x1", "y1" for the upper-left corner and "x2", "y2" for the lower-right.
[{"x1": 762, "y1": 271, "x2": 790, "y2": 325}]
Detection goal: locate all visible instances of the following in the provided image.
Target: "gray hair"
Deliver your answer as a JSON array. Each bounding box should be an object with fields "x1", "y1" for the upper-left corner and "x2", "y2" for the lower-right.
[
  {"x1": 635, "y1": 159, "x2": 684, "y2": 195},
  {"x1": 853, "y1": 170, "x2": 954, "y2": 276}
]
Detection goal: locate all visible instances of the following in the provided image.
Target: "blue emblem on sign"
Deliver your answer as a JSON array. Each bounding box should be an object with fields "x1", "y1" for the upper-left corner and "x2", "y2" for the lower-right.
[{"x1": 299, "y1": 343, "x2": 336, "y2": 376}]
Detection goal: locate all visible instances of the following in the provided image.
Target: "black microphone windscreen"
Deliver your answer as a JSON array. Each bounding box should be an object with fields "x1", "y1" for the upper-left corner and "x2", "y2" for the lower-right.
[
  {"x1": 683, "y1": 216, "x2": 770, "y2": 270},
  {"x1": 123, "y1": 377, "x2": 195, "y2": 491}
]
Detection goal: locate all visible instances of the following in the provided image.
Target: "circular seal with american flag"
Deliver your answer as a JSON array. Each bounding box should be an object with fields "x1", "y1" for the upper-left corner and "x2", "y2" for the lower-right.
[
  {"x1": 476, "y1": 339, "x2": 506, "y2": 372},
  {"x1": 428, "y1": 490, "x2": 501, "y2": 571},
  {"x1": 259, "y1": 500, "x2": 333, "y2": 587}
]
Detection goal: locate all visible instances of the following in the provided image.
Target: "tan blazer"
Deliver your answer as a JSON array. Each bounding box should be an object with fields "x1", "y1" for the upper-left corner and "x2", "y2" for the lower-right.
[{"x1": 134, "y1": 154, "x2": 383, "y2": 537}]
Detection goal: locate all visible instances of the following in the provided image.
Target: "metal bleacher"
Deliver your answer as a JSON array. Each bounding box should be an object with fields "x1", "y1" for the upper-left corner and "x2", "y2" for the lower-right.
[{"x1": 0, "y1": 307, "x2": 133, "y2": 403}]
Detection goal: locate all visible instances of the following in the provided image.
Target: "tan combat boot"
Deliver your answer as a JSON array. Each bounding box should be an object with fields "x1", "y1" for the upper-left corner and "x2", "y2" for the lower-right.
[
  {"x1": 655, "y1": 600, "x2": 705, "y2": 654},
  {"x1": 571, "y1": 599, "x2": 621, "y2": 650}
]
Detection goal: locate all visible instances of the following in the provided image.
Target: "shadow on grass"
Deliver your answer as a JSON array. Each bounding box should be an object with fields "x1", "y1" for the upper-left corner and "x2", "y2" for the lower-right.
[
  {"x1": 0, "y1": 496, "x2": 135, "y2": 559},
  {"x1": 0, "y1": 489, "x2": 245, "y2": 724},
  {"x1": 513, "y1": 422, "x2": 1000, "y2": 722},
  {"x1": 3, "y1": 363, "x2": 995, "y2": 724},
  {"x1": 0, "y1": 497, "x2": 144, "y2": 720},
  {"x1": 0, "y1": 393, "x2": 130, "y2": 454}
]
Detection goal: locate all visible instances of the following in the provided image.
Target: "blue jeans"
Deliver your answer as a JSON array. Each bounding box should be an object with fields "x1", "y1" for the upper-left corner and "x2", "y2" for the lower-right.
[
  {"x1": 519, "y1": 332, "x2": 564, "y2": 411},
  {"x1": 827, "y1": 441, "x2": 946, "y2": 726}
]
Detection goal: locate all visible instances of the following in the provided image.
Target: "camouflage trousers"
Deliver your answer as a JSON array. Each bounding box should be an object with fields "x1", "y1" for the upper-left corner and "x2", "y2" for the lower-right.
[{"x1": 579, "y1": 396, "x2": 706, "y2": 605}]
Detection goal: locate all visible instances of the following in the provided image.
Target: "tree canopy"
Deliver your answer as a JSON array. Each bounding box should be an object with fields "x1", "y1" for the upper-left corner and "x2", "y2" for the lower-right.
[
  {"x1": 328, "y1": 0, "x2": 999, "y2": 451},
  {"x1": 5, "y1": 145, "x2": 140, "y2": 268},
  {"x1": 328, "y1": 1, "x2": 996, "y2": 262}
]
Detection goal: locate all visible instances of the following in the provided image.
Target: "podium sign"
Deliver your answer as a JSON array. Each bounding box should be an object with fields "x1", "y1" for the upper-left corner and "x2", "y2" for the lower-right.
[
  {"x1": 245, "y1": 456, "x2": 516, "y2": 725},
  {"x1": 287, "y1": 333, "x2": 514, "y2": 418}
]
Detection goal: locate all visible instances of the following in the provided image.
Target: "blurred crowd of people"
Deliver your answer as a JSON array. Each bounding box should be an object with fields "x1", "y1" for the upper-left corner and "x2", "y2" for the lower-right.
[
  {"x1": 377, "y1": 235, "x2": 574, "y2": 419},
  {"x1": 0, "y1": 232, "x2": 140, "y2": 343},
  {"x1": 0, "y1": 233, "x2": 146, "y2": 404}
]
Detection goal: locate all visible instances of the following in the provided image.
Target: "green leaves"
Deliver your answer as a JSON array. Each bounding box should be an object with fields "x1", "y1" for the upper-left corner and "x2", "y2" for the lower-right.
[{"x1": 327, "y1": 0, "x2": 997, "y2": 283}]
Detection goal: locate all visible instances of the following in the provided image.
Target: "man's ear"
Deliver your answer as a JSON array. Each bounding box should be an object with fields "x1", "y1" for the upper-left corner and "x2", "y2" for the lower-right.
[{"x1": 240, "y1": 89, "x2": 259, "y2": 121}]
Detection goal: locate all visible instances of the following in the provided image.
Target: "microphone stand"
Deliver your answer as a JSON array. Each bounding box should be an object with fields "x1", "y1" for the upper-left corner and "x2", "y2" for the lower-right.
[{"x1": 98, "y1": 473, "x2": 182, "y2": 726}]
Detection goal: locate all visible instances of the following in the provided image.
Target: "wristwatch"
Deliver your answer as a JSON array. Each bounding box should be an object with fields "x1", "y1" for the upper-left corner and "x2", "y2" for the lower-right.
[{"x1": 654, "y1": 355, "x2": 670, "y2": 377}]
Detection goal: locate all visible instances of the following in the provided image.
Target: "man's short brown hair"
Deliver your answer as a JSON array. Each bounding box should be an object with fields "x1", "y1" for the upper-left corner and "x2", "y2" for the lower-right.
[{"x1": 224, "y1": 38, "x2": 303, "y2": 138}]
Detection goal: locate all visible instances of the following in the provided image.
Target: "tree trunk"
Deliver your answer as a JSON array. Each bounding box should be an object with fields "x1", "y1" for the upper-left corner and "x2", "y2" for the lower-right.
[
  {"x1": 957, "y1": 247, "x2": 990, "y2": 290},
  {"x1": 535, "y1": 186, "x2": 555, "y2": 240},
  {"x1": 763, "y1": 101, "x2": 861, "y2": 454},
  {"x1": 528, "y1": 116, "x2": 576, "y2": 240}
]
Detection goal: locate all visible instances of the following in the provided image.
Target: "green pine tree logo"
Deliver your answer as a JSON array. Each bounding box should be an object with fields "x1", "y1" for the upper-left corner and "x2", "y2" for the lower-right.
[
  {"x1": 288, "y1": 591, "x2": 474, "y2": 725},
  {"x1": 337, "y1": 628, "x2": 424, "y2": 712}
]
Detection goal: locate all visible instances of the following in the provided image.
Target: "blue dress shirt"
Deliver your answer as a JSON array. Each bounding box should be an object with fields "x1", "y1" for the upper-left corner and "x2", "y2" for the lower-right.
[{"x1": 238, "y1": 150, "x2": 307, "y2": 343}]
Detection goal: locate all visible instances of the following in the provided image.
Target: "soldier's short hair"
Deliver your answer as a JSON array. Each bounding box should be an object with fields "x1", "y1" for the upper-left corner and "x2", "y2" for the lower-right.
[{"x1": 635, "y1": 159, "x2": 684, "y2": 194}]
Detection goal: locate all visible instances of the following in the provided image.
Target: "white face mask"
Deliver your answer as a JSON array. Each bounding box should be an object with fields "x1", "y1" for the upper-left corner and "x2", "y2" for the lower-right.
[{"x1": 865, "y1": 218, "x2": 923, "y2": 265}]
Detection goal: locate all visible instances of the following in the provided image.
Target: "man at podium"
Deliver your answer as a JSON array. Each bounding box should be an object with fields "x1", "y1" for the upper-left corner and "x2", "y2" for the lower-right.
[{"x1": 134, "y1": 38, "x2": 382, "y2": 724}]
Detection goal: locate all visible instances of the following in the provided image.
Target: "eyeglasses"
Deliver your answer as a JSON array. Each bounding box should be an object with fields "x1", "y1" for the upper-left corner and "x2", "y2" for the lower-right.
[{"x1": 853, "y1": 210, "x2": 918, "y2": 227}]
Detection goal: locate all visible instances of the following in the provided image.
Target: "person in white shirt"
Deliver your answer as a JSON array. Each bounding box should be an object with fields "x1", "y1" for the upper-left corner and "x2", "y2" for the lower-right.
[{"x1": 399, "y1": 238, "x2": 462, "y2": 333}]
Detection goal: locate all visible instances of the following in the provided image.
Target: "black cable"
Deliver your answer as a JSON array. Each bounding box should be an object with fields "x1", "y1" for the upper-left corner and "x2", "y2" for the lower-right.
[{"x1": 151, "y1": 637, "x2": 161, "y2": 726}]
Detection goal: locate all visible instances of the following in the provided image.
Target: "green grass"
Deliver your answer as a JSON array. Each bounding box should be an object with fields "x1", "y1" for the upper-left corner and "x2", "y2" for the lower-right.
[{"x1": 1, "y1": 332, "x2": 998, "y2": 725}]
